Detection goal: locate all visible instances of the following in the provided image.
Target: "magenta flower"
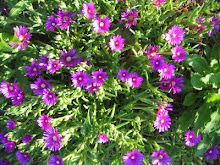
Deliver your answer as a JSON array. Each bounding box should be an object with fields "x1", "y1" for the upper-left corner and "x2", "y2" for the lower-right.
[
  {"x1": 82, "y1": 2, "x2": 97, "y2": 19},
  {"x1": 121, "y1": 8, "x2": 139, "y2": 28},
  {"x1": 25, "y1": 59, "x2": 41, "y2": 77},
  {"x1": 37, "y1": 114, "x2": 52, "y2": 130},
  {"x1": 184, "y1": 130, "x2": 201, "y2": 147},
  {"x1": 108, "y1": 35, "x2": 125, "y2": 52},
  {"x1": 43, "y1": 127, "x2": 63, "y2": 151},
  {"x1": 204, "y1": 146, "x2": 219, "y2": 160},
  {"x1": 42, "y1": 89, "x2": 58, "y2": 105},
  {"x1": 6, "y1": 120, "x2": 16, "y2": 129},
  {"x1": 144, "y1": 45, "x2": 161, "y2": 60},
  {"x1": 48, "y1": 154, "x2": 63, "y2": 165},
  {"x1": 10, "y1": 26, "x2": 32, "y2": 50},
  {"x1": 30, "y1": 76, "x2": 52, "y2": 95},
  {"x1": 153, "y1": 113, "x2": 171, "y2": 132},
  {"x1": 11, "y1": 89, "x2": 25, "y2": 106},
  {"x1": 0, "y1": 132, "x2": 8, "y2": 144},
  {"x1": 168, "y1": 76, "x2": 184, "y2": 94},
  {"x1": 22, "y1": 135, "x2": 32, "y2": 145},
  {"x1": 46, "y1": 15, "x2": 58, "y2": 31},
  {"x1": 85, "y1": 81, "x2": 100, "y2": 94},
  {"x1": 92, "y1": 68, "x2": 108, "y2": 86},
  {"x1": 0, "y1": 159, "x2": 9, "y2": 165},
  {"x1": 71, "y1": 71, "x2": 91, "y2": 87},
  {"x1": 151, "y1": 0, "x2": 167, "y2": 9},
  {"x1": 56, "y1": 8, "x2": 77, "y2": 30},
  {"x1": 98, "y1": 133, "x2": 109, "y2": 144},
  {"x1": 0, "y1": 81, "x2": 19, "y2": 98},
  {"x1": 16, "y1": 151, "x2": 31, "y2": 165},
  {"x1": 171, "y1": 46, "x2": 187, "y2": 62},
  {"x1": 150, "y1": 149, "x2": 172, "y2": 165},
  {"x1": 60, "y1": 49, "x2": 82, "y2": 68},
  {"x1": 149, "y1": 56, "x2": 166, "y2": 71},
  {"x1": 39, "y1": 55, "x2": 49, "y2": 70},
  {"x1": 164, "y1": 25, "x2": 184, "y2": 45},
  {"x1": 208, "y1": 16, "x2": 220, "y2": 36},
  {"x1": 118, "y1": 69, "x2": 130, "y2": 82},
  {"x1": 127, "y1": 72, "x2": 143, "y2": 88},
  {"x1": 47, "y1": 59, "x2": 61, "y2": 74},
  {"x1": 159, "y1": 78, "x2": 170, "y2": 91},
  {"x1": 157, "y1": 101, "x2": 173, "y2": 115},
  {"x1": 158, "y1": 63, "x2": 175, "y2": 79},
  {"x1": 122, "y1": 148, "x2": 144, "y2": 165},
  {"x1": 3, "y1": 140, "x2": 16, "y2": 153},
  {"x1": 92, "y1": 16, "x2": 111, "y2": 33}
]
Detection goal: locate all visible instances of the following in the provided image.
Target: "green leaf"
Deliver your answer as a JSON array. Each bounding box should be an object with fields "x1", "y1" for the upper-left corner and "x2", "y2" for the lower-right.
[
  {"x1": 0, "y1": 33, "x2": 13, "y2": 52},
  {"x1": 9, "y1": 1, "x2": 27, "y2": 18},
  {"x1": 183, "y1": 93, "x2": 197, "y2": 106},
  {"x1": 191, "y1": 73, "x2": 206, "y2": 90},
  {"x1": 209, "y1": 72, "x2": 220, "y2": 88},
  {"x1": 211, "y1": 43, "x2": 220, "y2": 60},
  {"x1": 195, "y1": 134, "x2": 211, "y2": 156},
  {"x1": 205, "y1": 93, "x2": 220, "y2": 104}
]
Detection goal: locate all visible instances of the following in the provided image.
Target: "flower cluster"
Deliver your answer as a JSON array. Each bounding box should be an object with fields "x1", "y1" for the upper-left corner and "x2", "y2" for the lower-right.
[
  {"x1": 208, "y1": 16, "x2": 220, "y2": 36},
  {"x1": 0, "y1": 132, "x2": 16, "y2": 153}
]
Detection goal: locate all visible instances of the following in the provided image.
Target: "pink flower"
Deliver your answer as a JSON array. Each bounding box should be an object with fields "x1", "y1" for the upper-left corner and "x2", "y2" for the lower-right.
[
  {"x1": 185, "y1": 130, "x2": 201, "y2": 147},
  {"x1": 153, "y1": 113, "x2": 171, "y2": 132},
  {"x1": 121, "y1": 8, "x2": 139, "y2": 28},
  {"x1": 164, "y1": 25, "x2": 184, "y2": 45},
  {"x1": 158, "y1": 63, "x2": 176, "y2": 79},
  {"x1": 127, "y1": 72, "x2": 143, "y2": 88},
  {"x1": 108, "y1": 35, "x2": 125, "y2": 52},
  {"x1": 122, "y1": 148, "x2": 144, "y2": 165},
  {"x1": 82, "y1": 2, "x2": 97, "y2": 19},
  {"x1": 168, "y1": 76, "x2": 184, "y2": 94},
  {"x1": 98, "y1": 133, "x2": 109, "y2": 143},
  {"x1": 171, "y1": 46, "x2": 187, "y2": 62},
  {"x1": 93, "y1": 16, "x2": 111, "y2": 33},
  {"x1": 144, "y1": 45, "x2": 161, "y2": 60}
]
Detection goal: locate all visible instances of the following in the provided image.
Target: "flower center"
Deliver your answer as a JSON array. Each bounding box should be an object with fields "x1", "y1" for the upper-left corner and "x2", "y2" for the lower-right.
[
  {"x1": 52, "y1": 22, "x2": 56, "y2": 26},
  {"x1": 161, "y1": 119, "x2": 165, "y2": 123},
  {"x1": 132, "y1": 78, "x2": 136, "y2": 82},
  {"x1": 49, "y1": 94, "x2": 53, "y2": 98},
  {"x1": 63, "y1": 16, "x2": 68, "y2": 21},
  {"x1": 93, "y1": 83, "x2": 97, "y2": 87},
  {"x1": 131, "y1": 155, "x2": 135, "y2": 159},
  {"x1": 66, "y1": 56, "x2": 72, "y2": 62},
  {"x1": 19, "y1": 35, "x2": 24, "y2": 42},
  {"x1": 171, "y1": 81, "x2": 176, "y2": 86},
  {"x1": 122, "y1": 73, "x2": 126, "y2": 77},
  {"x1": 52, "y1": 135, "x2": 57, "y2": 141},
  {"x1": 98, "y1": 75, "x2": 102, "y2": 79},
  {"x1": 33, "y1": 67, "x2": 37, "y2": 72},
  {"x1": 78, "y1": 76, "x2": 82, "y2": 81},
  {"x1": 209, "y1": 150, "x2": 212, "y2": 154},
  {"x1": 177, "y1": 52, "x2": 180, "y2": 56},
  {"x1": 56, "y1": 160, "x2": 60, "y2": 164},
  {"x1": 156, "y1": 61, "x2": 159, "y2": 65},
  {"x1": 88, "y1": 9, "x2": 92, "y2": 13},
  {"x1": 9, "y1": 86, "x2": 14, "y2": 91},
  {"x1": 189, "y1": 135, "x2": 193, "y2": 138},
  {"x1": 24, "y1": 154, "x2": 27, "y2": 157},
  {"x1": 100, "y1": 21, "x2": 105, "y2": 27},
  {"x1": 53, "y1": 64, "x2": 57, "y2": 68},
  {"x1": 41, "y1": 83, "x2": 46, "y2": 88},
  {"x1": 164, "y1": 68, "x2": 167, "y2": 72},
  {"x1": 164, "y1": 83, "x2": 167, "y2": 86},
  {"x1": 172, "y1": 33, "x2": 176, "y2": 38},
  {"x1": 159, "y1": 154, "x2": 163, "y2": 159},
  {"x1": 128, "y1": 15, "x2": 134, "y2": 22},
  {"x1": 115, "y1": 41, "x2": 119, "y2": 46}
]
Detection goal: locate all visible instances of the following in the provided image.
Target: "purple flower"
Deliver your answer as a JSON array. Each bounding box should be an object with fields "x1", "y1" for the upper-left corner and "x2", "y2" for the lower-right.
[
  {"x1": 82, "y1": 2, "x2": 97, "y2": 19},
  {"x1": 39, "y1": 55, "x2": 49, "y2": 70},
  {"x1": 37, "y1": 114, "x2": 52, "y2": 130},
  {"x1": 0, "y1": 132, "x2": 8, "y2": 144},
  {"x1": 60, "y1": 49, "x2": 82, "y2": 68},
  {"x1": 3, "y1": 140, "x2": 16, "y2": 153},
  {"x1": 0, "y1": 159, "x2": 9, "y2": 165},
  {"x1": 16, "y1": 151, "x2": 31, "y2": 165},
  {"x1": 127, "y1": 72, "x2": 143, "y2": 88},
  {"x1": 48, "y1": 154, "x2": 63, "y2": 165},
  {"x1": 10, "y1": 26, "x2": 32, "y2": 50},
  {"x1": 153, "y1": 113, "x2": 171, "y2": 132},
  {"x1": 122, "y1": 148, "x2": 144, "y2": 165},
  {"x1": 118, "y1": 69, "x2": 130, "y2": 82},
  {"x1": 6, "y1": 120, "x2": 16, "y2": 129},
  {"x1": 92, "y1": 68, "x2": 108, "y2": 86},
  {"x1": 71, "y1": 71, "x2": 91, "y2": 87},
  {"x1": 121, "y1": 8, "x2": 139, "y2": 28},
  {"x1": 151, "y1": 0, "x2": 167, "y2": 9},
  {"x1": 158, "y1": 63, "x2": 175, "y2": 79},
  {"x1": 47, "y1": 59, "x2": 61, "y2": 74},
  {"x1": 157, "y1": 101, "x2": 173, "y2": 115},
  {"x1": 149, "y1": 56, "x2": 166, "y2": 71},
  {"x1": 11, "y1": 89, "x2": 25, "y2": 106},
  {"x1": 204, "y1": 146, "x2": 219, "y2": 160},
  {"x1": 208, "y1": 16, "x2": 220, "y2": 36},
  {"x1": 46, "y1": 15, "x2": 58, "y2": 31},
  {"x1": 184, "y1": 130, "x2": 201, "y2": 147},
  {"x1": 150, "y1": 149, "x2": 172, "y2": 165},
  {"x1": 25, "y1": 59, "x2": 41, "y2": 77},
  {"x1": 42, "y1": 89, "x2": 58, "y2": 105},
  {"x1": 108, "y1": 35, "x2": 125, "y2": 52},
  {"x1": 98, "y1": 133, "x2": 109, "y2": 144},
  {"x1": 85, "y1": 81, "x2": 100, "y2": 94},
  {"x1": 168, "y1": 76, "x2": 184, "y2": 94},
  {"x1": 171, "y1": 46, "x2": 187, "y2": 62},
  {"x1": 164, "y1": 25, "x2": 184, "y2": 45},
  {"x1": 159, "y1": 78, "x2": 170, "y2": 91},
  {"x1": 43, "y1": 127, "x2": 63, "y2": 151},
  {"x1": 30, "y1": 76, "x2": 52, "y2": 95},
  {"x1": 144, "y1": 45, "x2": 161, "y2": 60},
  {"x1": 93, "y1": 16, "x2": 111, "y2": 33},
  {"x1": 22, "y1": 135, "x2": 32, "y2": 145},
  {"x1": 0, "y1": 81, "x2": 19, "y2": 98},
  {"x1": 56, "y1": 8, "x2": 77, "y2": 30}
]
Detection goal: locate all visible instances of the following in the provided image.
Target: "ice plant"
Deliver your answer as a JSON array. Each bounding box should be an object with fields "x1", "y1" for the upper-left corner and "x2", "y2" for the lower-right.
[
  {"x1": 159, "y1": 78, "x2": 170, "y2": 91},
  {"x1": 184, "y1": 130, "x2": 201, "y2": 147},
  {"x1": 6, "y1": 120, "x2": 16, "y2": 129},
  {"x1": 0, "y1": 132, "x2": 8, "y2": 144},
  {"x1": 127, "y1": 72, "x2": 143, "y2": 88},
  {"x1": 150, "y1": 149, "x2": 172, "y2": 165},
  {"x1": 171, "y1": 46, "x2": 187, "y2": 62},
  {"x1": 16, "y1": 151, "x2": 31, "y2": 165},
  {"x1": 60, "y1": 49, "x2": 82, "y2": 68},
  {"x1": 164, "y1": 25, "x2": 184, "y2": 45},
  {"x1": 144, "y1": 45, "x2": 161, "y2": 60},
  {"x1": 108, "y1": 35, "x2": 125, "y2": 52},
  {"x1": 122, "y1": 148, "x2": 144, "y2": 165},
  {"x1": 149, "y1": 56, "x2": 166, "y2": 71},
  {"x1": 121, "y1": 8, "x2": 139, "y2": 28},
  {"x1": 48, "y1": 154, "x2": 63, "y2": 165},
  {"x1": 82, "y1": 2, "x2": 97, "y2": 19},
  {"x1": 43, "y1": 127, "x2": 63, "y2": 151},
  {"x1": 153, "y1": 113, "x2": 171, "y2": 132},
  {"x1": 37, "y1": 114, "x2": 52, "y2": 130},
  {"x1": 92, "y1": 68, "x2": 108, "y2": 86},
  {"x1": 71, "y1": 71, "x2": 91, "y2": 87},
  {"x1": 30, "y1": 76, "x2": 52, "y2": 95},
  {"x1": 157, "y1": 101, "x2": 173, "y2": 115},
  {"x1": 158, "y1": 63, "x2": 176, "y2": 79},
  {"x1": 208, "y1": 16, "x2": 220, "y2": 36},
  {"x1": 0, "y1": 159, "x2": 9, "y2": 165},
  {"x1": 39, "y1": 55, "x2": 49, "y2": 70},
  {"x1": 42, "y1": 89, "x2": 58, "y2": 105},
  {"x1": 10, "y1": 25, "x2": 32, "y2": 50},
  {"x1": 25, "y1": 59, "x2": 41, "y2": 77},
  {"x1": 85, "y1": 81, "x2": 100, "y2": 94},
  {"x1": 204, "y1": 146, "x2": 219, "y2": 160},
  {"x1": 22, "y1": 135, "x2": 32, "y2": 145},
  {"x1": 98, "y1": 133, "x2": 109, "y2": 144},
  {"x1": 47, "y1": 59, "x2": 61, "y2": 74},
  {"x1": 92, "y1": 16, "x2": 111, "y2": 33},
  {"x1": 151, "y1": 0, "x2": 167, "y2": 9},
  {"x1": 3, "y1": 140, "x2": 16, "y2": 153},
  {"x1": 168, "y1": 76, "x2": 184, "y2": 94},
  {"x1": 46, "y1": 15, "x2": 58, "y2": 31},
  {"x1": 56, "y1": 8, "x2": 77, "y2": 30},
  {"x1": 118, "y1": 69, "x2": 130, "y2": 82},
  {"x1": 0, "y1": 81, "x2": 19, "y2": 98},
  {"x1": 11, "y1": 89, "x2": 25, "y2": 106}
]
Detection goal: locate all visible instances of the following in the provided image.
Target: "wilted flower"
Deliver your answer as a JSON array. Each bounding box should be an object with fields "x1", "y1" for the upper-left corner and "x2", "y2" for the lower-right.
[
  {"x1": 3, "y1": 140, "x2": 16, "y2": 153},
  {"x1": 25, "y1": 59, "x2": 41, "y2": 77},
  {"x1": 92, "y1": 68, "x2": 108, "y2": 86},
  {"x1": 149, "y1": 56, "x2": 166, "y2": 71},
  {"x1": 122, "y1": 148, "x2": 144, "y2": 165},
  {"x1": 153, "y1": 113, "x2": 171, "y2": 132},
  {"x1": 46, "y1": 15, "x2": 58, "y2": 31},
  {"x1": 37, "y1": 114, "x2": 52, "y2": 130},
  {"x1": 60, "y1": 49, "x2": 82, "y2": 68},
  {"x1": 10, "y1": 26, "x2": 32, "y2": 50},
  {"x1": 157, "y1": 101, "x2": 173, "y2": 115},
  {"x1": 30, "y1": 76, "x2": 52, "y2": 95},
  {"x1": 98, "y1": 133, "x2": 109, "y2": 144},
  {"x1": 42, "y1": 89, "x2": 58, "y2": 105},
  {"x1": 0, "y1": 81, "x2": 19, "y2": 98},
  {"x1": 144, "y1": 45, "x2": 161, "y2": 60},
  {"x1": 150, "y1": 149, "x2": 172, "y2": 165},
  {"x1": 6, "y1": 120, "x2": 16, "y2": 129},
  {"x1": 16, "y1": 151, "x2": 31, "y2": 165},
  {"x1": 48, "y1": 154, "x2": 63, "y2": 165},
  {"x1": 108, "y1": 35, "x2": 125, "y2": 52},
  {"x1": 164, "y1": 25, "x2": 184, "y2": 45},
  {"x1": 118, "y1": 69, "x2": 130, "y2": 82},
  {"x1": 121, "y1": 8, "x2": 139, "y2": 28},
  {"x1": 171, "y1": 46, "x2": 187, "y2": 62},
  {"x1": 82, "y1": 2, "x2": 97, "y2": 19},
  {"x1": 71, "y1": 71, "x2": 91, "y2": 87},
  {"x1": 22, "y1": 135, "x2": 32, "y2": 145},
  {"x1": 39, "y1": 55, "x2": 49, "y2": 70},
  {"x1": 93, "y1": 16, "x2": 111, "y2": 33},
  {"x1": 127, "y1": 72, "x2": 143, "y2": 88},
  {"x1": 168, "y1": 76, "x2": 184, "y2": 94},
  {"x1": 47, "y1": 59, "x2": 61, "y2": 74},
  {"x1": 158, "y1": 63, "x2": 175, "y2": 79},
  {"x1": 204, "y1": 146, "x2": 219, "y2": 160},
  {"x1": 184, "y1": 130, "x2": 201, "y2": 147}
]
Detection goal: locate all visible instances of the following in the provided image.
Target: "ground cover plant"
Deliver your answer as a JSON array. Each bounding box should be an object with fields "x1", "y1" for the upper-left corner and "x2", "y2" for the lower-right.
[{"x1": 0, "y1": 0, "x2": 219, "y2": 164}]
